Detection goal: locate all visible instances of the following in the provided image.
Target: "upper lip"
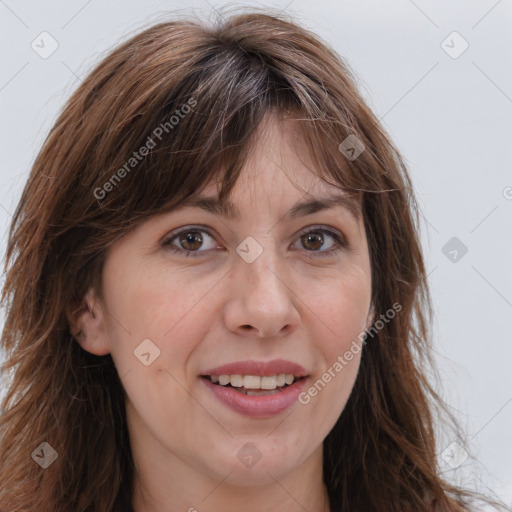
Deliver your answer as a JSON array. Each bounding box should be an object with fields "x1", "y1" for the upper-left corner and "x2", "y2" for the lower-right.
[{"x1": 201, "y1": 359, "x2": 309, "y2": 377}]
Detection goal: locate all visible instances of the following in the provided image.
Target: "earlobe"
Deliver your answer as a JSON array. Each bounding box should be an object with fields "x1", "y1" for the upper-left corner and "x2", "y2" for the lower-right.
[{"x1": 66, "y1": 288, "x2": 111, "y2": 356}]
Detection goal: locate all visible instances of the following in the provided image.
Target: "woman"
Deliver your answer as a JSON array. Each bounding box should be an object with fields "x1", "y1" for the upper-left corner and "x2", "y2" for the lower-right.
[{"x1": 0, "y1": 8, "x2": 505, "y2": 512}]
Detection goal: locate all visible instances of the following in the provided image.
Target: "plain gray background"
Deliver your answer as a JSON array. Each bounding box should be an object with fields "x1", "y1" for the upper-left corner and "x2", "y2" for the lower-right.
[{"x1": 1, "y1": 0, "x2": 511, "y2": 507}]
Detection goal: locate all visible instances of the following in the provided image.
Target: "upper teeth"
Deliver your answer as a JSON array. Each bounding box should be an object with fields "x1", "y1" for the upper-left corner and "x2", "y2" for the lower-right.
[{"x1": 210, "y1": 374, "x2": 297, "y2": 389}]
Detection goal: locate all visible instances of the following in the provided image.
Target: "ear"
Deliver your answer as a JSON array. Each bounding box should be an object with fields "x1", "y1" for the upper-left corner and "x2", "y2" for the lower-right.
[
  {"x1": 364, "y1": 303, "x2": 375, "y2": 331},
  {"x1": 66, "y1": 288, "x2": 111, "y2": 356}
]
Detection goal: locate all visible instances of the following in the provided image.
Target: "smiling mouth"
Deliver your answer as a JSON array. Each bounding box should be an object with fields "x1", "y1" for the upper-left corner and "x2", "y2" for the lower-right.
[{"x1": 200, "y1": 374, "x2": 306, "y2": 396}]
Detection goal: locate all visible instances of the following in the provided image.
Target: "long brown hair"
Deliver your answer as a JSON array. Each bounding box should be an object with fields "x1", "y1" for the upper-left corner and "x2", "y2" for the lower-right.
[{"x1": 0, "y1": 7, "x2": 504, "y2": 512}]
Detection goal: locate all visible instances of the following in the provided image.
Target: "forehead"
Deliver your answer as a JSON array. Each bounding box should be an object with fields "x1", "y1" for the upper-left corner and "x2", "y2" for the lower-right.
[{"x1": 173, "y1": 114, "x2": 362, "y2": 222}]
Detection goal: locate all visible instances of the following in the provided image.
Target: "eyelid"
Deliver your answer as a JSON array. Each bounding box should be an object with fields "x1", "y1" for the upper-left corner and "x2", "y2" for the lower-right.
[
  {"x1": 296, "y1": 224, "x2": 347, "y2": 243},
  {"x1": 161, "y1": 224, "x2": 220, "y2": 245}
]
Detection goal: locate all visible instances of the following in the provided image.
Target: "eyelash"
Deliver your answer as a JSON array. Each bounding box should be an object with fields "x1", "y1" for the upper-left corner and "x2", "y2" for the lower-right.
[{"x1": 161, "y1": 225, "x2": 347, "y2": 259}]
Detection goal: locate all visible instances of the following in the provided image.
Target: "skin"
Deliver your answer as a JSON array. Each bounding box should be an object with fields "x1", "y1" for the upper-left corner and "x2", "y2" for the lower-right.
[{"x1": 68, "y1": 114, "x2": 374, "y2": 512}]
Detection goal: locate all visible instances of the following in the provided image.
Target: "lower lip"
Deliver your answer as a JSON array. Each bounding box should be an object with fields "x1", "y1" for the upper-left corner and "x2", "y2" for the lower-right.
[{"x1": 200, "y1": 377, "x2": 308, "y2": 418}]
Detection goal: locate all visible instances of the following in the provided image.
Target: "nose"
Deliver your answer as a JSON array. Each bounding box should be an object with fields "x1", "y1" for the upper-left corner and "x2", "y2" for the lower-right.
[{"x1": 223, "y1": 244, "x2": 300, "y2": 339}]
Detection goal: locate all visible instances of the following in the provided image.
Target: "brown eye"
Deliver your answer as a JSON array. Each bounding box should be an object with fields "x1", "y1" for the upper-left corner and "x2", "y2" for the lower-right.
[
  {"x1": 177, "y1": 231, "x2": 203, "y2": 251},
  {"x1": 162, "y1": 225, "x2": 347, "y2": 259},
  {"x1": 293, "y1": 227, "x2": 347, "y2": 258},
  {"x1": 162, "y1": 227, "x2": 218, "y2": 257},
  {"x1": 300, "y1": 232, "x2": 324, "y2": 251}
]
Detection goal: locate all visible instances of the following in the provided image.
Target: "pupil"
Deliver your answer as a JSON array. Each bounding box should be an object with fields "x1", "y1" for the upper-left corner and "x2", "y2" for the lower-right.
[
  {"x1": 303, "y1": 233, "x2": 322, "y2": 250},
  {"x1": 181, "y1": 231, "x2": 202, "y2": 250}
]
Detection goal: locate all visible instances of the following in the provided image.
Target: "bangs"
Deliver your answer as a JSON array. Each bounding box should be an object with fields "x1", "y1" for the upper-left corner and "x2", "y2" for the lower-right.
[{"x1": 87, "y1": 29, "x2": 373, "y2": 232}]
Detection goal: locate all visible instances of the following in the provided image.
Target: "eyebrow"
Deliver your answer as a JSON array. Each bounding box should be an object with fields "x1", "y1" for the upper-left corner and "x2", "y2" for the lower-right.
[{"x1": 179, "y1": 191, "x2": 361, "y2": 222}]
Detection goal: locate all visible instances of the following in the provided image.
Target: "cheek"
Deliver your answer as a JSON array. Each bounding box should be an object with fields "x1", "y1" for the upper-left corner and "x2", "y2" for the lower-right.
[
  {"x1": 328, "y1": 293, "x2": 370, "y2": 355},
  {"x1": 98, "y1": 265, "x2": 189, "y2": 384},
  {"x1": 300, "y1": 264, "x2": 370, "y2": 422},
  {"x1": 105, "y1": 259, "x2": 208, "y2": 339},
  {"x1": 308, "y1": 266, "x2": 372, "y2": 350},
  {"x1": 136, "y1": 272, "x2": 221, "y2": 342},
  {"x1": 116, "y1": 269, "x2": 222, "y2": 379}
]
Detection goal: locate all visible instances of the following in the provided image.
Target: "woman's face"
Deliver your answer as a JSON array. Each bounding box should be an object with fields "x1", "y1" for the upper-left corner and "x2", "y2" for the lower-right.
[{"x1": 77, "y1": 116, "x2": 373, "y2": 493}]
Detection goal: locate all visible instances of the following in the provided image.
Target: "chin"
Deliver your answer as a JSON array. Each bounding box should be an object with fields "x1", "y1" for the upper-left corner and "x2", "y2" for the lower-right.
[{"x1": 200, "y1": 436, "x2": 308, "y2": 485}]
